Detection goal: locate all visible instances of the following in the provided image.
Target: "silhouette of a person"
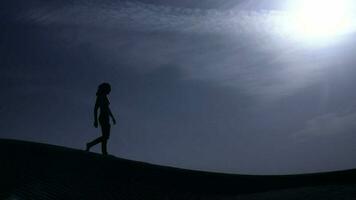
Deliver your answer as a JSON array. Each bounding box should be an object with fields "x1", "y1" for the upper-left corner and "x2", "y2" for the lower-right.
[{"x1": 86, "y1": 83, "x2": 116, "y2": 155}]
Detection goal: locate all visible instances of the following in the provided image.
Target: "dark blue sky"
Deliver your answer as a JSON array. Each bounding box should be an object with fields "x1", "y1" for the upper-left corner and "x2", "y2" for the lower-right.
[{"x1": 1, "y1": 0, "x2": 356, "y2": 174}]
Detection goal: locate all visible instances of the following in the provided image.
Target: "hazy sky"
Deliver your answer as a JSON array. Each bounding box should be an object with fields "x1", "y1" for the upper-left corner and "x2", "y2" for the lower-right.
[{"x1": 1, "y1": 0, "x2": 356, "y2": 175}]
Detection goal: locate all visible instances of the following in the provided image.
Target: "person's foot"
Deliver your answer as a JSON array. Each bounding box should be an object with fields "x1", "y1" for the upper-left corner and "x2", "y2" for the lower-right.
[{"x1": 85, "y1": 143, "x2": 90, "y2": 152}]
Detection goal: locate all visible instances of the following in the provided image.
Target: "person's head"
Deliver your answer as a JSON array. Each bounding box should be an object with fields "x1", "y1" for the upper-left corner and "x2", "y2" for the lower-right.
[{"x1": 96, "y1": 82, "x2": 111, "y2": 96}]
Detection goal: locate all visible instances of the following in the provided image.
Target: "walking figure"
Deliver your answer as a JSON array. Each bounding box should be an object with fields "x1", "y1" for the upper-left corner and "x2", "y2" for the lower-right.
[{"x1": 86, "y1": 83, "x2": 116, "y2": 155}]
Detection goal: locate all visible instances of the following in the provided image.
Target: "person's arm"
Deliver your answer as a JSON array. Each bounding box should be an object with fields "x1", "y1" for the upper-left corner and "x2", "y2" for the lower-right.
[
  {"x1": 93, "y1": 98, "x2": 99, "y2": 128},
  {"x1": 109, "y1": 108, "x2": 117, "y2": 125}
]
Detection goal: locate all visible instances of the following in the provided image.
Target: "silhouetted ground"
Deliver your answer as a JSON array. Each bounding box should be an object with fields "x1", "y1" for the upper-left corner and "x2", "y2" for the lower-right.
[{"x1": 0, "y1": 139, "x2": 356, "y2": 199}]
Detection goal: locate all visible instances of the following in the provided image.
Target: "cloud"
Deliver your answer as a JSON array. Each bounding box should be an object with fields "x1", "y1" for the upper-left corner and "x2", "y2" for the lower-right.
[
  {"x1": 294, "y1": 106, "x2": 356, "y2": 138},
  {"x1": 15, "y1": 1, "x2": 350, "y2": 99},
  {"x1": 21, "y1": 1, "x2": 285, "y2": 35}
]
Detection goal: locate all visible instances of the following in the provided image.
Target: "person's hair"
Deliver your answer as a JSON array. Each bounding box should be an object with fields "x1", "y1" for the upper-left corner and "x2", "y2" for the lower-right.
[{"x1": 96, "y1": 82, "x2": 111, "y2": 96}]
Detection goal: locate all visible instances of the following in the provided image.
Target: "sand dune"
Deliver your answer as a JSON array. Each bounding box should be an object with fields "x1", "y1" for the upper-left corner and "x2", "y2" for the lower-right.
[{"x1": 0, "y1": 139, "x2": 356, "y2": 199}]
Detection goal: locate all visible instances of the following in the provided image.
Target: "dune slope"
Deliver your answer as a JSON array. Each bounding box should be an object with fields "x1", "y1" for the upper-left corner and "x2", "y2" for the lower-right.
[{"x1": 0, "y1": 139, "x2": 356, "y2": 200}]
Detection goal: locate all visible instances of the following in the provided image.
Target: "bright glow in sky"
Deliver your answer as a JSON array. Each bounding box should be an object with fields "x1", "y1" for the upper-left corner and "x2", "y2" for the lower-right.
[{"x1": 284, "y1": 0, "x2": 356, "y2": 42}]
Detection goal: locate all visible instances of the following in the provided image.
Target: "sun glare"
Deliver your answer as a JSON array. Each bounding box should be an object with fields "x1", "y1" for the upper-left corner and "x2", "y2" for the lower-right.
[{"x1": 285, "y1": 0, "x2": 355, "y2": 42}]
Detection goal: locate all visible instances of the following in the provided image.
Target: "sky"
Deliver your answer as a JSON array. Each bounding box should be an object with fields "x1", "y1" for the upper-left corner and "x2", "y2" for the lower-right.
[{"x1": 1, "y1": 0, "x2": 356, "y2": 175}]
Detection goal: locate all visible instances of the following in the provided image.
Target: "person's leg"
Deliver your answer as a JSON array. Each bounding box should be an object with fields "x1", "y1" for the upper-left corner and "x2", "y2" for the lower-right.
[
  {"x1": 101, "y1": 124, "x2": 111, "y2": 155},
  {"x1": 86, "y1": 136, "x2": 103, "y2": 151},
  {"x1": 102, "y1": 139, "x2": 108, "y2": 155}
]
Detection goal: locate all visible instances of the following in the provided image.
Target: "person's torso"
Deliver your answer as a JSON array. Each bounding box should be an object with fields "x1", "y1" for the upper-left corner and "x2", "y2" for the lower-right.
[{"x1": 98, "y1": 96, "x2": 110, "y2": 118}]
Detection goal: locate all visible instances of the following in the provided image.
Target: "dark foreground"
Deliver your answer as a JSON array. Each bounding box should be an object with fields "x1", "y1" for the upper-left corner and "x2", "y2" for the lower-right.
[{"x1": 0, "y1": 139, "x2": 356, "y2": 200}]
